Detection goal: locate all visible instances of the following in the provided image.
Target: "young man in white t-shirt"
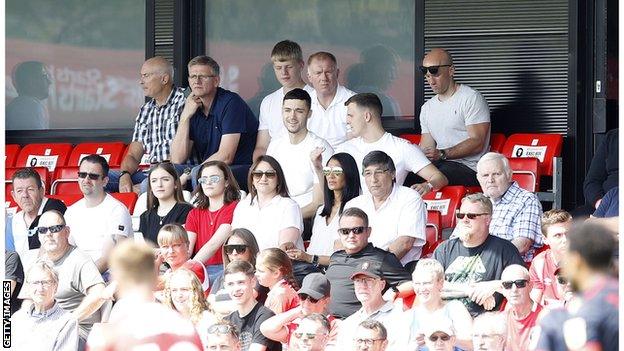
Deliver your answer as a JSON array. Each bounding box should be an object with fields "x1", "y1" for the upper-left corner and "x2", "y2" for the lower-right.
[
  {"x1": 337, "y1": 92, "x2": 447, "y2": 196},
  {"x1": 253, "y1": 40, "x2": 314, "y2": 161},
  {"x1": 266, "y1": 88, "x2": 333, "y2": 219},
  {"x1": 65, "y1": 154, "x2": 132, "y2": 273},
  {"x1": 419, "y1": 48, "x2": 490, "y2": 186}
]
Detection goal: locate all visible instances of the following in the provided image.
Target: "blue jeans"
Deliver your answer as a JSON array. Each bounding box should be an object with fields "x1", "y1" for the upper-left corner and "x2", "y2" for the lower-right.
[
  {"x1": 138, "y1": 163, "x2": 192, "y2": 193},
  {"x1": 106, "y1": 170, "x2": 148, "y2": 193},
  {"x1": 206, "y1": 264, "x2": 224, "y2": 287}
]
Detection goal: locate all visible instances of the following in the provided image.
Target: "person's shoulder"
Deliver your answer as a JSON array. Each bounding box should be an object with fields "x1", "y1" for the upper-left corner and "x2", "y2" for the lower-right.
[
  {"x1": 395, "y1": 185, "x2": 421, "y2": 200},
  {"x1": 457, "y1": 83, "x2": 484, "y2": 97},
  {"x1": 216, "y1": 87, "x2": 245, "y2": 104},
  {"x1": 337, "y1": 85, "x2": 356, "y2": 99}
]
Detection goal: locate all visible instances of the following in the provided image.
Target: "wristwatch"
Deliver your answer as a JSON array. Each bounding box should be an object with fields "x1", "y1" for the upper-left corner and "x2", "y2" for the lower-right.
[
  {"x1": 311, "y1": 255, "x2": 319, "y2": 268},
  {"x1": 119, "y1": 170, "x2": 131, "y2": 178},
  {"x1": 183, "y1": 167, "x2": 192, "y2": 176},
  {"x1": 439, "y1": 149, "x2": 448, "y2": 160}
]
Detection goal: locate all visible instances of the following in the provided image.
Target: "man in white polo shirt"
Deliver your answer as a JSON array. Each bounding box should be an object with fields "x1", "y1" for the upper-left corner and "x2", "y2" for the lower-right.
[
  {"x1": 253, "y1": 40, "x2": 315, "y2": 161},
  {"x1": 344, "y1": 151, "x2": 426, "y2": 266},
  {"x1": 64, "y1": 154, "x2": 133, "y2": 273},
  {"x1": 337, "y1": 92, "x2": 448, "y2": 196},
  {"x1": 306, "y1": 51, "x2": 356, "y2": 149},
  {"x1": 266, "y1": 88, "x2": 333, "y2": 219}
]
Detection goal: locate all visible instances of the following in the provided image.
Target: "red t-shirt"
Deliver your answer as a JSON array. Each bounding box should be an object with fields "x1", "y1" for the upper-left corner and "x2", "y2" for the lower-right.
[
  {"x1": 505, "y1": 304, "x2": 543, "y2": 351},
  {"x1": 265, "y1": 279, "x2": 301, "y2": 315},
  {"x1": 529, "y1": 250, "x2": 565, "y2": 306},
  {"x1": 185, "y1": 201, "x2": 238, "y2": 266}
]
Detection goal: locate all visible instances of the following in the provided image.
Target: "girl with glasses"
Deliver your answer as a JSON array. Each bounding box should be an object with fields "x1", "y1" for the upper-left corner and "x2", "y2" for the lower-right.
[
  {"x1": 232, "y1": 155, "x2": 305, "y2": 251},
  {"x1": 139, "y1": 162, "x2": 193, "y2": 244},
  {"x1": 255, "y1": 248, "x2": 300, "y2": 314},
  {"x1": 185, "y1": 161, "x2": 241, "y2": 284}
]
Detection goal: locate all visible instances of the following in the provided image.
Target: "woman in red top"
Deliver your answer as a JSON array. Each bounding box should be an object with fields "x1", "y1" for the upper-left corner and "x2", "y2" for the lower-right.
[
  {"x1": 255, "y1": 248, "x2": 300, "y2": 314},
  {"x1": 186, "y1": 161, "x2": 241, "y2": 284}
]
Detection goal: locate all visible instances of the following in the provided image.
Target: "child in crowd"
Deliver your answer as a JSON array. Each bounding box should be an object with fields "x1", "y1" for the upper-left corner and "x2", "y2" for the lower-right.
[{"x1": 256, "y1": 248, "x2": 301, "y2": 314}]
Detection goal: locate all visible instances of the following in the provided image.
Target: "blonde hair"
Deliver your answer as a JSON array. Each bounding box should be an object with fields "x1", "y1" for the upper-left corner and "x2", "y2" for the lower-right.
[
  {"x1": 163, "y1": 268, "x2": 209, "y2": 325},
  {"x1": 109, "y1": 241, "x2": 156, "y2": 286},
  {"x1": 413, "y1": 258, "x2": 445, "y2": 282},
  {"x1": 157, "y1": 223, "x2": 190, "y2": 247}
]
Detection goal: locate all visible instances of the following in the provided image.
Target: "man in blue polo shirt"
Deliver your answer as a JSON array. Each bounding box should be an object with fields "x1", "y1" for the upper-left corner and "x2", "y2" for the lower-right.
[{"x1": 171, "y1": 55, "x2": 258, "y2": 190}]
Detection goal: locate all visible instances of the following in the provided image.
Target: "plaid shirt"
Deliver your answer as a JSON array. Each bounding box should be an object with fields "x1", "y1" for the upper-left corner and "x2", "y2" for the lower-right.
[
  {"x1": 132, "y1": 86, "x2": 186, "y2": 163},
  {"x1": 490, "y1": 181, "x2": 543, "y2": 262}
]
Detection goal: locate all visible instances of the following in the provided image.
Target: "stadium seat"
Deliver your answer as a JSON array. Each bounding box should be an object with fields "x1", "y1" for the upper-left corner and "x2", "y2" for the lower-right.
[
  {"x1": 422, "y1": 186, "x2": 468, "y2": 230},
  {"x1": 6, "y1": 166, "x2": 50, "y2": 194},
  {"x1": 50, "y1": 166, "x2": 81, "y2": 195},
  {"x1": 68, "y1": 142, "x2": 126, "y2": 167},
  {"x1": 501, "y1": 133, "x2": 563, "y2": 208},
  {"x1": 422, "y1": 210, "x2": 444, "y2": 258},
  {"x1": 14, "y1": 143, "x2": 73, "y2": 173},
  {"x1": 6, "y1": 144, "x2": 20, "y2": 167},
  {"x1": 48, "y1": 193, "x2": 83, "y2": 207},
  {"x1": 489, "y1": 133, "x2": 506, "y2": 153},
  {"x1": 508, "y1": 157, "x2": 541, "y2": 192},
  {"x1": 399, "y1": 133, "x2": 421, "y2": 145},
  {"x1": 110, "y1": 192, "x2": 139, "y2": 213},
  {"x1": 465, "y1": 186, "x2": 482, "y2": 194}
]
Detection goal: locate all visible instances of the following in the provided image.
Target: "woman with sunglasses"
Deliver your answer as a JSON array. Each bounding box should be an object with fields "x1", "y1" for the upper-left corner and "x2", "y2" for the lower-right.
[
  {"x1": 139, "y1": 162, "x2": 193, "y2": 245},
  {"x1": 286, "y1": 153, "x2": 361, "y2": 267},
  {"x1": 232, "y1": 155, "x2": 304, "y2": 251},
  {"x1": 185, "y1": 161, "x2": 241, "y2": 284}
]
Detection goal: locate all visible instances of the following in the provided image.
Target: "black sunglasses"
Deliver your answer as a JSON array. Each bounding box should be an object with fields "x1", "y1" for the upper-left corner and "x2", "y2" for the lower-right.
[
  {"x1": 501, "y1": 279, "x2": 528, "y2": 289},
  {"x1": 77, "y1": 172, "x2": 102, "y2": 180},
  {"x1": 224, "y1": 244, "x2": 248, "y2": 255},
  {"x1": 37, "y1": 224, "x2": 65, "y2": 235},
  {"x1": 556, "y1": 275, "x2": 568, "y2": 285},
  {"x1": 337, "y1": 226, "x2": 367, "y2": 236},
  {"x1": 251, "y1": 170, "x2": 277, "y2": 179},
  {"x1": 456, "y1": 212, "x2": 489, "y2": 220},
  {"x1": 298, "y1": 293, "x2": 320, "y2": 304},
  {"x1": 429, "y1": 334, "x2": 451, "y2": 342},
  {"x1": 419, "y1": 64, "x2": 452, "y2": 76}
]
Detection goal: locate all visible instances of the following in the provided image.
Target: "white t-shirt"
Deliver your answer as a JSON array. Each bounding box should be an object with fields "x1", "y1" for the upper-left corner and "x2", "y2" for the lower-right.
[
  {"x1": 419, "y1": 83, "x2": 490, "y2": 170},
  {"x1": 308, "y1": 85, "x2": 356, "y2": 149},
  {"x1": 337, "y1": 132, "x2": 431, "y2": 194},
  {"x1": 258, "y1": 85, "x2": 315, "y2": 140},
  {"x1": 266, "y1": 131, "x2": 333, "y2": 207},
  {"x1": 231, "y1": 194, "x2": 304, "y2": 251},
  {"x1": 345, "y1": 184, "x2": 426, "y2": 264},
  {"x1": 65, "y1": 194, "x2": 133, "y2": 262},
  {"x1": 307, "y1": 206, "x2": 341, "y2": 256}
]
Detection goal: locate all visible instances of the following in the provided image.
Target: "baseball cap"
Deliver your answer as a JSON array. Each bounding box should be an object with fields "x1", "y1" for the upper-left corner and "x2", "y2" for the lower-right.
[
  {"x1": 424, "y1": 316, "x2": 455, "y2": 337},
  {"x1": 297, "y1": 273, "x2": 330, "y2": 300},
  {"x1": 350, "y1": 261, "x2": 383, "y2": 280}
]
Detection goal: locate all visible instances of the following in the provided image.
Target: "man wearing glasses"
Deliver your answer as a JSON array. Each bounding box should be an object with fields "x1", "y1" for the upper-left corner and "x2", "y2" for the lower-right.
[
  {"x1": 433, "y1": 193, "x2": 524, "y2": 317},
  {"x1": 419, "y1": 48, "x2": 490, "y2": 187},
  {"x1": 422, "y1": 317, "x2": 462, "y2": 351},
  {"x1": 288, "y1": 313, "x2": 332, "y2": 351},
  {"x1": 325, "y1": 207, "x2": 411, "y2": 319},
  {"x1": 65, "y1": 154, "x2": 133, "y2": 273},
  {"x1": 352, "y1": 320, "x2": 389, "y2": 351},
  {"x1": 171, "y1": 55, "x2": 258, "y2": 191}
]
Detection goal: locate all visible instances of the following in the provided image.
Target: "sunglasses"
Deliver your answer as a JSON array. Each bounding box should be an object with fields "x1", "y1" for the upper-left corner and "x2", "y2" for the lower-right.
[
  {"x1": 37, "y1": 224, "x2": 65, "y2": 235},
  {"x1": 419, "y1": 64, "x2": 452, "y2": 76},
  {"x1": 293, "y1": 332, "x2": 327, "y2": 340},
  {"x1": 337, "y1": 226, "x2": 367, "y2": 236},
  {"x1": 198, "y1": 175, "x2": 222, "y2": 184},
  {"x1": 224, "y1": 244, "x2": 248, "y2": 255},
  {"x1": 429, "y1": 334, "x2": 451, "y2": 342},
  {"x1": 456, "y1": 212, "x2": 489, "y2": 220},
  {"x1": 323, "y1": 166, "x2": 343, "y2": 176},
  {"x1": 298, "y1": 293, "x2": 320, "y2": 304},
  {"x1": 556, "y1": 275, "x2": 568, "y2": 285},
  {"x1": 207, "y1": 324, "x2": 238, "y2": 338},
  {"x1": 501, "y1": 279, "x2": 528, "y2": 289},
  {"x1": 77, "y1": 172, "x2": 102, "y2": 180},
  {"x1": 251, "y1": 170, "x2": 277, "y2": 179}
]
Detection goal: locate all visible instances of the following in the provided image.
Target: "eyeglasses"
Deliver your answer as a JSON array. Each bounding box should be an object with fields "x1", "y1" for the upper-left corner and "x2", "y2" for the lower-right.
[
  {"x1": 337, "y1": 226, "x2": 367, "y2": 236},
  {"x1": 429, "y1": 334, "x2": 451, "y2": 342},
  {"x1": 501, "y1": 279, "x2": 528, "y2": 289},
  {"x1": 28, "y1": 279, "x2": 54, "y2": 288},
  {"x1": 293, "y1": 332, "x2": 328, "y2": 340},
  {"x1": 207, "y1": 324, "x2": 239, "y2": 338},
  {"x1": 77, "y1": 172, "x2": 102, "y2": 180},
  {"x1": 224, "y1": 244, "x2": 248, "y2": 255},
  {"x1": 188, "y1": 74, "x2": 217, "y2": 81},
  {"x1": 556, "y1": 275, "x2": 568, "y2": 285},
  {"x1": 419, "y1": 65, "x2": 452, "y2": 76},
  {"x1": 355, "y1": 338, "x2": 385, "y2": 346},
  {"x1": 323, "y1": 166, "x2": 343, "y2": 176},
  {"x1": 473, "y1": 333, "x2": 504, "y2": 340},
  {"x1": 455, "y1": 212, "x2": 489, "y2": 220},
  {"x1": 298, "y1": 293, "x2": 320, "y2": 304},
  {"x1": 37, "y1": 225, "x2": 65, "y2": 236},
  {"x1": 362, "y1": 168, "x2": 389, "y2": 177},
  {"x1": 198, "y1": 175, "x2": 222, "y2": 185},
  {"x1": 251, "y1": 170, "x2": 277, "y2": 179}
]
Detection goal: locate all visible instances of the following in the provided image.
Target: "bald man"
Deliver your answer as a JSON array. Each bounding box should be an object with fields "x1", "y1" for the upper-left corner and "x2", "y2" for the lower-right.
[
  {"x1": 418, "y1": 48, "x2": 490, "y2": 186},
  {"x1": 107, "y1": 56, "x2": 187, "y2": 193}
]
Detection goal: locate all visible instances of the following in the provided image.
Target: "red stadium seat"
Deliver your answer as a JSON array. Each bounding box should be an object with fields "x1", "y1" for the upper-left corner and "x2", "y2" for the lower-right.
[
  {"x1": 6, "y1": 144, "x2": 20, "y2": 167},
  {"x1": 48, "y1": 193, "x2": 83, "y2": 207},
  {"x1": 489, "y1": 133, "x2": 506, "y2": 153},
  {"x1": 399, "y1": 133, "x2": 421, "y2": 144},
  {"x1": 110, "y1": 192, "x2": 138, "y2": 213},
  {"x1": 6, "y1": 166, "x2": 50, "y2": 194},
  {"x1": 51, "y1": 166, "x2": 81, "y2": 195},
  {"x1": 422, "y1": 210, "x2": 444, "y2": 258},
  {"x1": 15, "y1": 143, "x2": 73, "y2": 173},
  {"x1": 68, "y1": 142, "x2": 126, "y2": 167},
  {"x1": 465, "y1": 186, "x2": 482, "y2": 194},
  {"x1": 508, "y1": 157, "x2": 541, "y2": 192},
  {"x1": 422, "y1": 186, "x2": 468, "y2": 229}
]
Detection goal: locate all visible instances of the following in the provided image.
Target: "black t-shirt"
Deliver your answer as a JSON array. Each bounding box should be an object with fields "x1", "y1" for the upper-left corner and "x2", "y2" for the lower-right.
[
  {"x1": 28, "y1": 198, "x2": 67, "y2": 249},
  {"x1": 326, "y1": 243, "x2": 411, "y2": 319},
  {"x1": 5, "y1": 250, "x2": 24, "y2": 315},
  {"x1": 139, "y1": 202, "x2": 193, "y2": 244},
  {"x1": 225, "y1": 302, "x2": 281, "y2": 351},
  {"x1": 433, "y1": 235, "x2": 524, "y2": 316}
]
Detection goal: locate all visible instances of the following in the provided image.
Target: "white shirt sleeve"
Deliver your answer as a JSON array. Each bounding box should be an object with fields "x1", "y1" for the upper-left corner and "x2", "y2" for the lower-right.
[
  {"x1": 258, "y1": 95, "x2": 271, "y2": 131},
  {"x1": 279, "y1": 199, "x2": 304, "y2": 232},
  {"x1": 109, "y1": 204, "x2": 133, "y2": 238},
  {"x1": 403, "y1": 140, "x2": 431, "y2": 174},
  {"x1": 462, "y1": 90, "x2": 490, "y2": 125},
  {"x1": 397, "y1": 191, "x2": 427, "y2": 245},
  {"x1": 419, "y1": 101, "x2": 431, "y2": 134}
]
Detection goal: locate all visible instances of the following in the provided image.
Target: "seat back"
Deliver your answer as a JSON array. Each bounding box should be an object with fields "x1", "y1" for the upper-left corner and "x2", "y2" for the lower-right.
[
  {"x1": 47, "y1": 194, "x2": 83, "y2": 207},
  {"x1": 489, "y1": 133, "x2": 506, "y2": 153},
  {"x1": 15, "y1": 143, "x2": 73, "y2": 173},
  {"x1": 501, "y1": 134, "x2": 563, "y2": 176},
  {"x1": 110, "y1": 192, "x2": 139, "y2": 213},
  {"x1": 422, "y1": 186, "x2": 467, "y2": 229},
  {"x1": 6, "y1": 144, "x2": 21, "y2": 167},
  {"x1": 426, "y1": 210, "x2": 442, "y2": 243},
  {"x1": 51, "y1": 166, "x2": 82, "y2": 195},
  {"x1": 69, "y1": 142, "x2": 126, "y2": 167},
  {"x1": 399, "y1": 133, "x2": 421, "y2": 145},
  {"x1": 508, "y1": 157, "x2": 541, "y2": 192}
]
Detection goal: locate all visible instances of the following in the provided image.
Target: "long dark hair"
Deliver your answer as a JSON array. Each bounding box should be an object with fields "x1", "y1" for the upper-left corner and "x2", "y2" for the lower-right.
[
  {"x1": 247, "y1": 155, "x2": 289, "y2": 204},
  {"x1": 192, "y1": 161, "x2": 241, "y2": 209},
  {"x1": 146, "y1": 162, "x2": 186, "y2": 210},
  {"x1": 320, "y1": 152, "x2": 361, "y2": 218}
]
